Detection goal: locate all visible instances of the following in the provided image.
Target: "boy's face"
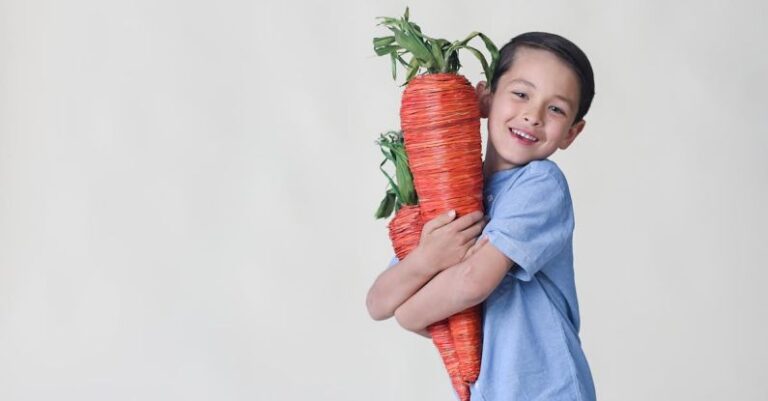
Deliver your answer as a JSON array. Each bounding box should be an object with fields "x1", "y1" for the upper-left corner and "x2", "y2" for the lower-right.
[{"x1": 478, "y1": 46, "x2": 586, "y2": 174}]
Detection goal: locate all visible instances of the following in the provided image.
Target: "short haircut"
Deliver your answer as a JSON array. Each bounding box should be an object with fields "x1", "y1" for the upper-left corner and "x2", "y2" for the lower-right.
[{"x1": 489, "y1": 32, "x2": 595, "y2": 124}]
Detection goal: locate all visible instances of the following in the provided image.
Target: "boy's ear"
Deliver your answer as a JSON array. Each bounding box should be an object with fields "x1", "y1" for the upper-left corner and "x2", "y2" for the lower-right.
[
  {"x1": 475, "y1": 81, "x2": 492, "y2": 118},
  {"x1": 558, "y1": 119, "x2": 586, "y2": 150}
]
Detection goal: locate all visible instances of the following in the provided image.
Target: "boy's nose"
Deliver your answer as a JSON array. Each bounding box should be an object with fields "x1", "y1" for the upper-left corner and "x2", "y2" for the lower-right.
[{"x1": 523, "y1": 114, "x2": 541, "y2": 126}]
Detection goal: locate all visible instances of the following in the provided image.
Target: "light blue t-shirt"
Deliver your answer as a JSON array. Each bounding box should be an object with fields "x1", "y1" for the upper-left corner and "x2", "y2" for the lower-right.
[{"x1": 387, "y1": 159, "x2": 596, "y2": 401}]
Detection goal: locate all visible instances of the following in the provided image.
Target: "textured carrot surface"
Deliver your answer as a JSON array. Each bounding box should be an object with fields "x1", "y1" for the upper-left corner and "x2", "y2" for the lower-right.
[
  {"x1": 388, "y1": 200, "x2": 470, "y2": 399},
  {"x1": 388, "y1": 204, "x2": 422, "y2": 262},
  {"x1": 429, "y1": 319, "x2": 470, "y2": 401},
  {"x1": 400, "y1": 72, "x2": 484, "y2": 386}
]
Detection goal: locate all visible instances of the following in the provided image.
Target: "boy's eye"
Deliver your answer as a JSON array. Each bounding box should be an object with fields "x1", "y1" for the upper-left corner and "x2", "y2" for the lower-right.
[
  {"x1": 549, "y1": 105, "x2": 565, "y2": 115},
  {"x1": 512, "y1": 91, "x2": 527, "y2": 99}
]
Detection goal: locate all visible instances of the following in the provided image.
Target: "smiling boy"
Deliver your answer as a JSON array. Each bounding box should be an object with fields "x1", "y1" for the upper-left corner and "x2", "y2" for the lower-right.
[{"x1": 366, "y1": 32, "x2": 596, "y2": 400}]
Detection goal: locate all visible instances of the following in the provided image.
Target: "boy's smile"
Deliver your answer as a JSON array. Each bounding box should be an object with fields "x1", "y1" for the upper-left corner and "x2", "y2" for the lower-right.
[{"x1": 477, "y1": 46, "x2": 587, "y2": 176}]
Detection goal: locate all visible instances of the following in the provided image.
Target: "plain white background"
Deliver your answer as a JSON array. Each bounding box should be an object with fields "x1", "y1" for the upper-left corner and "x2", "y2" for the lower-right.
[{"x1": 1, "y1": 1, "x2": 767, "y2": 400}]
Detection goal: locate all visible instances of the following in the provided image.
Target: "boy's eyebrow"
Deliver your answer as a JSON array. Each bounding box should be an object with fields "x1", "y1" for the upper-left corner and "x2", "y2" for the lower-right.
[
  {"x1": 510, "y1": 78, "x2": 537, "y2": 88},
  {"x1": 509, "y1": 78, "x2": 575, "y2": 109}
]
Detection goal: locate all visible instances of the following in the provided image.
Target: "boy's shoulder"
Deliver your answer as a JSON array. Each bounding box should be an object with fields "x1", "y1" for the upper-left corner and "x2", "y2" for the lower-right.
[
  {"x1": 524, "y1": 158, "x2": 566, "y2": 179},
  {"x1": 491, "y1": 159, "x2": 572, "y2": 210},
  {"x1": 511, "y1": 159, "x2": 570, "y2": 192}
]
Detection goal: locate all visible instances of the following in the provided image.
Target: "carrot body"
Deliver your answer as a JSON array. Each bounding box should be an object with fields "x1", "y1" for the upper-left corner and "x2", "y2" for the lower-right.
[
  {"x1": 401, "y1": 73, "x2": 485, "y2": 221},
  {"x1": 387, "y1": 204, "x2": 422, "y2": 261},
  {"x1": 429, "y1": 319, "x2": 470, "y2": 401},
  {"x1": 400, "y1": 73, "x2": 484, "y2": 385},
  {"x1": 449, "y1": 305, "x2": 483, "y2": 383},
  {"x1": 388, "y1": 205, "x2": 470, "y2": 399}
]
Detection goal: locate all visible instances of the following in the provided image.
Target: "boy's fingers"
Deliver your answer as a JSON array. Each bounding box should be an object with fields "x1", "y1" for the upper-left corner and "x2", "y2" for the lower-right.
[
  {"x1": 475, "y1": 235, "x2": 489, "y2": 250},
  {"x1": 472, "y1": 236, "x2": 489, "y2": 253},
  {"x1": 451, "y1": 210, "x2": 485, "y2": 232},
  {"x1": 463, "y1": 235, "x2": 489, "y2": 260},
  {"x1": 423, "y1": 209, "x2": 456, "y2": 233},
  {"x1": 461, "y1": 218, "x2": 487, "y2": 241}
]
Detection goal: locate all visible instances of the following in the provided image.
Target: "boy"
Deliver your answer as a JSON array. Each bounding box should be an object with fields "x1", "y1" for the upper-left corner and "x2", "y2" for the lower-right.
[{"x1": 366, "y1": 32, "x2": 596, "y2": 401}]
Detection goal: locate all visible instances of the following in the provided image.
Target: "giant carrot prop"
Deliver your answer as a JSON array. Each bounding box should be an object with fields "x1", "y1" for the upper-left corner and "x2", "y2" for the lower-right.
[
  {"x1": 374, "y1": 130, "x2": 467, "y2": 400},
  {"x1": 373, "y1": 8, "x2": 499, "y2": 401}
]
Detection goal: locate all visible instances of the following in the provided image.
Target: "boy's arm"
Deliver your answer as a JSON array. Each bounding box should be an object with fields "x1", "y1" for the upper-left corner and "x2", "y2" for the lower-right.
[
  {"x1": 392, "y1": 166, "x2": 574, "y2": 334},
  {"x1": 394, "y1": 240, "x2": 514, "y2": 334},
  {"x1": 365, "y1": 247, "x2": 440, "y2": 321},
  {"x1": 366, "y1": 210, "x2": 487, "y2": 322}
]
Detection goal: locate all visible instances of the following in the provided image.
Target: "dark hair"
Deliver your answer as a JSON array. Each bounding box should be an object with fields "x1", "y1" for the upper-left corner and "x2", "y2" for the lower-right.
[{"x1": 489, "y1": 32, "x2": 595, "y2": 124}]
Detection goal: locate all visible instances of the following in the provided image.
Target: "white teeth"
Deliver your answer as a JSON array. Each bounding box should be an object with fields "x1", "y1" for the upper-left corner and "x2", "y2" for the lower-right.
[{"x1": 512, "y1": 129, "x2": 537, "y2": 142}]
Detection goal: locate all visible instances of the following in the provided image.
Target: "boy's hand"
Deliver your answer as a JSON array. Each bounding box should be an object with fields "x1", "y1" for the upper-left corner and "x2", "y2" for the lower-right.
[
  {"x1": 416, "y1": 210, "x2": 487, "y2": 275},
  {"x1": 462, "y1": 234, "x2": 490, "y2": 262}
]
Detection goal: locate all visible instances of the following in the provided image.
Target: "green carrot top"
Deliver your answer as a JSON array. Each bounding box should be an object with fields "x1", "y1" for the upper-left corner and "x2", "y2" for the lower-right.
[
  {"x1": 373, "y1": 7, "x2": 499, "y2": 85},
  {"x1": 374, "y1": 130, "x2": 417, "y2": 219}
]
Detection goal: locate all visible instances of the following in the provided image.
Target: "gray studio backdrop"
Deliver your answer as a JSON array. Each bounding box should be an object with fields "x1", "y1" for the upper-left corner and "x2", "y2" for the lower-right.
[{"x1": 1, "y1": 1, "x2": 766, "y2": 400}]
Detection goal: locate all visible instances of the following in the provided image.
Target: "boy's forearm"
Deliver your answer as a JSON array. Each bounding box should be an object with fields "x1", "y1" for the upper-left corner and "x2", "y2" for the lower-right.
[
  {"x1": 366, "y1": 248, "x2": 438, "y2": 321},
  {"x1": 394, "y1": 241, "x2": 513, "y2": 334},
  {"x1": 394, "y1": 260, "x2": 479, "y2": 333}
]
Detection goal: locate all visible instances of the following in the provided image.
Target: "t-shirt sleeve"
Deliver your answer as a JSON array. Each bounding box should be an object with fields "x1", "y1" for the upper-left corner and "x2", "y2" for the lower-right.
[
  {"x1": 387, "y1": 255, "x2": 399, "y2": 268},
  {"x1": 481, "y1": 170, "x2": 574, "y2": 281}
]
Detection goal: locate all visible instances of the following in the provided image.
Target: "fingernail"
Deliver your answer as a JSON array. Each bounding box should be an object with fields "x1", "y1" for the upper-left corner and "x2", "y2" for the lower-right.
[{"x1": 449, "y1": 210, "x2": 456, "y2": 218}]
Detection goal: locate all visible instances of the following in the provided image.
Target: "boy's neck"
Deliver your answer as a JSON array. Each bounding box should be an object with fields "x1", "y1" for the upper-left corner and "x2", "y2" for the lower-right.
[
  {"x1": 482, "y1": 144, "x2": 497, "y2": 179},
  {"x1": 482, "y1": 159, "x2": 494, "y2": 180},
  {"x1": 483, "y1": 149, "x2": 532, "y2": 179},
  {"x1": 482, "y1": 147, "x2": 512, "y2": 179}
]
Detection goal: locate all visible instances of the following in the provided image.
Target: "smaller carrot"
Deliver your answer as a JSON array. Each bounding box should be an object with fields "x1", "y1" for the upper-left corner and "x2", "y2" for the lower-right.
[
  {"x1": 387, "y1": 204, "x2": 421, "y2": 261},
  {"x1": 374, "y1": 130, "x2": 469, "y2": 401},
  {"x1": 429, "y1": 319, "x2": 470, "y2": 401},
  {"x1": 449, "y1": 305, "x2": 483, "y2": 382}
]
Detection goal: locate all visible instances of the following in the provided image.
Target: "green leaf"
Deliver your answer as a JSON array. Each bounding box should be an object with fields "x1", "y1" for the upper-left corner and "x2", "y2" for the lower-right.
[
  {"x1": 427, "y1": 38, "x2": 445, "y2": 73},
  {"x1": 373, "y1": 36, "x2": 396, "y2": 48},
  {"x1": 378, "y1": 157, "x2": 403, "y2": 200},
  {"x1": 400, "y1": 19, "x2": 432, "y2": 57},
  {"x1": 404, "y1": 57, "x2": 420, "y2": 85},
  {"x1": 392, "y1": 28, "x2": 432, "y2": 65},
  {"x1": 375, "y1": 190, "x2": 397, "y2": 219},
  {"x1": 375, "y1": 17, "x2": 400, "y2": 26},
  {"x1": 443, "y1": 48, "x2": 461, "y2": 73},
  {"x1": 434, "y1": 38, "x2": 450, "y2": 48},
  {"x1": 477, "y1": 33, "x2": 500, "y2": 82},
  {"x1": 374, "y1": 130, "x2": 417, "y2": 214},
  {"x1": 456, "y1": 31, "x2": 480, "y2": 47},
  {"x1": 477, "y1": 33, "x2": 499, "y2": 58},
  {"x1": 379, "y1": 146, "x2": 393, "y2": 162},
  {"x1": 375, "y1": 44, "x2": 400, "y2": 57},
  {"x1": 411, "y1": 23, "x2": 423, "y2": 36},
  {"x1": 395, "y1": 52, "x2": 409, "y2": 68},
  {"x1": 445, "y1": 32, "x2": 479, "y2": 63},
  {"x1": 393, "y1": 150, "x2": 416, "y2": 204},
  {"x1": 459, "y1": 44, "x2": 491, "y2": 82},
  {"x1": 389, "y1": 52, "x2": 397, "y2": 80}
]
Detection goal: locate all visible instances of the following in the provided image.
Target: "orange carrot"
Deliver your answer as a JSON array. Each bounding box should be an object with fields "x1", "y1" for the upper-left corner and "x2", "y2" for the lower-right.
[
  {"x1": 375, "y1": 131, "x2": 470, "y2": 399},
  {"x1": 387, "y1": 204, "x2": 422, "y2": 261},
  {"x1": 373, "y1": 8, "x2": 499, "y2": 398},
  {"x1": 401, "y1": 72, "x2": 484, "y2": 385},
  {"x1": 448, "y1": 305, "x2": 483, "y2": 383},
  {"x1": 429, "y1": 320, "x2": 470, "y2": 401},
  {"x1": 387, "y1": 202, "x2": 470, "y2": 399}
]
